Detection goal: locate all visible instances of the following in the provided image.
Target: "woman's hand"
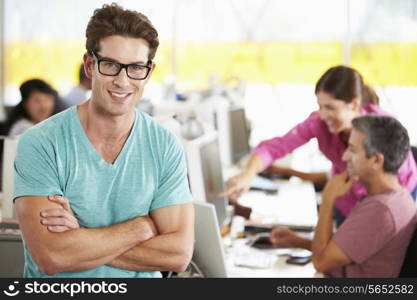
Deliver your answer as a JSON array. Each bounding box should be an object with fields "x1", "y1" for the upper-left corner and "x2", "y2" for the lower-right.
[{"x1": 219, "y1": 171, "x2": 254, "y2": 203}]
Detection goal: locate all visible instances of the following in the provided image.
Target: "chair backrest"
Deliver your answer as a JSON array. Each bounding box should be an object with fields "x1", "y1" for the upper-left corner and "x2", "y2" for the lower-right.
[
  {"x1": 0, "y1": 223, "x2": 24, "y2": 278},
  {"x1": 399, "y1": 226, "x2": 417, "y2": 277},
  {"x1": 411, "y1": 146, "x2": 417, "y2": 200},
  {"x1": 411, "y1": 146, "x2": 417, "y2": 165},
  {"x1": 399, "y1": 148, "x2": 417, "y2": 277}
]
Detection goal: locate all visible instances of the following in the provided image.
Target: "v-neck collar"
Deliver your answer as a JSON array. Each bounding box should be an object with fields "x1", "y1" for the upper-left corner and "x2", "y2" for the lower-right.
[{"x1": 71, "y1": 106, "x2": 138, "y2": 167}]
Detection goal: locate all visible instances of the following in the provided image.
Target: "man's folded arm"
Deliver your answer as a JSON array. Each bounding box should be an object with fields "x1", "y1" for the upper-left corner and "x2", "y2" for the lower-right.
[
  {"x1": 15, "y1": 196, "x2": 156, "y2": 275},
  {"x1": 108, "y1": 202, "x2": 194, "y2": 273}
]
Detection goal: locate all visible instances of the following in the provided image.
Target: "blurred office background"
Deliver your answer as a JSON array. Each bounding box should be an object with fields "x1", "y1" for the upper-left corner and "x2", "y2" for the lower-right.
[{"x1": 1, "y1": 0, "x2": 417, "y2": 167}]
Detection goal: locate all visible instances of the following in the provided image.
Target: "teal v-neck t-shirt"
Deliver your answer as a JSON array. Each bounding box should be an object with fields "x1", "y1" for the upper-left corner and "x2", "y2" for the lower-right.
[{"x1": 14, "y1": 106, "x2": 192, "y2": 277}]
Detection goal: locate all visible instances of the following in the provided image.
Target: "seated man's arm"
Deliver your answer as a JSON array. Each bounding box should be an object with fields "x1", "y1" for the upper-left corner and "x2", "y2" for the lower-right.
[
  {"x1": 270, "y1": 226, "x2": 312, "y2": 250},
  {"x1": 312, "y1": 172, "x2": 353, "y2": 272},
  {"x1": 15, "y1": 196, "x2": 156, "y2": 275},
  {"x1": 107, "y1": 203, "x2": 194, "y2": 273},
  {"x1": 312, "y1": 241, "x2": 351, "y2": 273}
]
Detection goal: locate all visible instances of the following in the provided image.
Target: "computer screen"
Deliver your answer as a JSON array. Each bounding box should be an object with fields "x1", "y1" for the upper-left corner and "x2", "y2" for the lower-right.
[
  {"x1": 215, "y1": 105, "x2": 250, "y2": 166},
  {"x1": 200, "y1": 138, "x2": 225, "y2": 206},
  {"x1": 185, "y1": 132, "x2": 228, "y2": 228},
  {"x1": 229, "y1": 107, "x2": 250, "y2": 164},
  {"x1": 1, "y1": 136, "x2": 18, "y2": 220}
]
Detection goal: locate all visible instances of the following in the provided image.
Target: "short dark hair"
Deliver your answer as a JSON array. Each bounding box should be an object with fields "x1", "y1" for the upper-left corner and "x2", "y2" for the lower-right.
[
  {"x1": 352, "y1": 115, "x2": 410, "y2": 174},
  {"x1": 85, "y1": 3, "x2": 159, "y2": 60},
  {"x1": 315, "y1": 65, "x2": 378, "y2": 107}
]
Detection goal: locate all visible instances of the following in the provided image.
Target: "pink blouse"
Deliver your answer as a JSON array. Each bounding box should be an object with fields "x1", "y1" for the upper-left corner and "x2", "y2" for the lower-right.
[{"x1": 252, "y1": 104, "x2": 417, "y2": 217}]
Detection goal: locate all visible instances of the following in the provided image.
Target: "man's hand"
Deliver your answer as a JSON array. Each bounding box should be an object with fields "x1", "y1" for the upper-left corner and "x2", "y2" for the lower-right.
[
  {"x1": 322, "y1": 171, "x2": 356, "y2": 203},
  {"x1": 269, "y1": 227, "x2": 299, "y2": 248},
  {"x1": 40, "y1": 195, "x2": 79, "y2": 232},
  {"x1": 270, "y1": 226, "x2": 312, "y2": 250},
  {"x1": 219, "y1": 171, "x2": 253, "y2": 203}
]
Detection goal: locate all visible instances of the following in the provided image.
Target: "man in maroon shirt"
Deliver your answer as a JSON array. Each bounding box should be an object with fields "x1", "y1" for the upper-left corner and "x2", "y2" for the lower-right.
[{"x1": 271, "y1": 115, "x2": 416, "y2": 277}]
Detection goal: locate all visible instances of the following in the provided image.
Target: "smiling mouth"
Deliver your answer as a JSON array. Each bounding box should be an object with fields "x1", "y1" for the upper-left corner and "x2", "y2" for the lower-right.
[{"x1": 109, "y1": 91, "x2": 132, "y2": 102}]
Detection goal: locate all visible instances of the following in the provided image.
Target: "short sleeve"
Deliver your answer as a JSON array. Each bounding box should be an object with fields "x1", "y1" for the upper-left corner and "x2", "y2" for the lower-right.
[
  {"x1": 332, "y1": 201, "x2": 395, "y2": 264},
  {"x1": 13, "y1": 131, "x2": 63, "y2": 200},
  {"x1": 150, "y1": 133, "x2": 193, "y2": 211}
]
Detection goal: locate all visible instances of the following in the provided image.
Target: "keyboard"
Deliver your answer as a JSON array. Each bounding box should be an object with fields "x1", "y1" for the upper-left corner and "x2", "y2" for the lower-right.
[
  {"x1": 245, "y1": 223, "x2": 314, "y2": 235},
  {"x1": 249, "y1": 175, "x2": 279, "y2": 193},
  {"x1": 233, "y1": 252, "x2": 276, "y2": 269}
]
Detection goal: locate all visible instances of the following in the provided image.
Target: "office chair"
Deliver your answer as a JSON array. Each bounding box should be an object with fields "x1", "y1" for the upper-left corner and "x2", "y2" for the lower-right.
[
  {"x1": 411, "y1": 146, "x2": 417, "y2": 200},
  {"x1": 399, "y1": 146, "x2": 417, "y2": 277},
  {"x1": 411, "y1": 146, "x2": 417, "y2": 164},
  {"x1": 0, "y1": 223, "x2": 24, "y2": 277},
  {"x1": 399, "y1": 226, "x2": 417, "y2": 277}
]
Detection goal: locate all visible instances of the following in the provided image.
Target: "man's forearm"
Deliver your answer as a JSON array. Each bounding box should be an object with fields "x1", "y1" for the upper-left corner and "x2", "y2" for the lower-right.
[
  {"x1": 30, "y1": 216, "x2": 155, "y2": 274},
  {"x1": 49, "y1": 218, "x2": 153, "y2": 272},
  {"x1": 294, "y1": 235, "x2": 313, "y2": 251},
  {"x1": 311, "y1": 172, "x2": 354, "y2": 272},
  {"x1": 107, "y1": 230, "x2": 193, "y2": 273},
  {"x1": 108, "y1": 203, "x2": 194, "y2": 274},
  {"x1": 312, "y1": 195, "x2": 335, "y2": 259},
  {"x1": 16, "y1": 196, "x2": 158, "y2": 275}
]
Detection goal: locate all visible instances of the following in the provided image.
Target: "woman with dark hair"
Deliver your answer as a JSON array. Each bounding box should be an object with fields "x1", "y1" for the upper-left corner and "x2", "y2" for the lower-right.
[
  {"x1": 7, "y1": 79, "x2": 60, "y2": 136},
  {"x1": 221, "y1": 65, "x2": 417, "y2": 227}
]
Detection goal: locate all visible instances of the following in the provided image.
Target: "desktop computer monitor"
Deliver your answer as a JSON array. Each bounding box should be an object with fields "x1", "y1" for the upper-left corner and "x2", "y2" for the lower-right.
[
  {"x1": 1, "y1": 136, "x2": 19, "y2": 220},
  {"x1": 215, "y1": 105, "x2": 278, "y2": 193},
  {"x1": 192, "y1": 201, "x2": 228, "y2": 278},
  {"x1": 229, "y1": 106, "x2": 250, "y2": 163},
  {"x1": 185, "y1": 132, "x2": 228, "y2": 228},
  {"x1": 216, "y1": 105, "x2": 250, "y2": 166}
]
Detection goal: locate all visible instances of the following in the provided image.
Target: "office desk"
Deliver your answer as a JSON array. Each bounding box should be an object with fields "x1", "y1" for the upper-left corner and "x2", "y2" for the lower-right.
[
  {"x1": 238, "y1": 179, "x2": 318, "y2": 231},
  {"x1": 225, "y1": 238, "x2": 322, "y2": 278},
  {"x1": 223, "y1": 175, "x2": 321, "y2": 277}
]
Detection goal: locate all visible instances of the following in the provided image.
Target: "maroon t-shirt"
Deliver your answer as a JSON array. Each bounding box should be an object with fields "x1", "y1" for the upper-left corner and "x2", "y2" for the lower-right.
[{"x1": 327, "y1": 188, "x2": 416, "y2": 278}]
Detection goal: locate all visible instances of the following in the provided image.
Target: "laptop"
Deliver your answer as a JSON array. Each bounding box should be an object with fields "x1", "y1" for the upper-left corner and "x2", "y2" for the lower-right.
[{"x1": 192, "y1": 202, "x2": 228, "y2": 278}]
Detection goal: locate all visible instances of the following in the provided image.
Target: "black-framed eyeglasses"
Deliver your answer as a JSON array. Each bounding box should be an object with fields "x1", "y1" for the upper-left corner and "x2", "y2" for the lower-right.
[{"x1": 92, "y1": 52, "x2": 152, "y2": 80}]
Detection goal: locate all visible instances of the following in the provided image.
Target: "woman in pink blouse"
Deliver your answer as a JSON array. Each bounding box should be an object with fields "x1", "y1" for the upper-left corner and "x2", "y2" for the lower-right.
[{"x1": 221, "y1": 65, "x2": 417, "y2": 225}]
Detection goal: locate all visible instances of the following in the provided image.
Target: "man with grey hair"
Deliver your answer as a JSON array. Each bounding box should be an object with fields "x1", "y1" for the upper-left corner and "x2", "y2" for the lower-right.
[
  {"x1": 271, "y1": 115, "x2": 416, "y2": 277},
  {"x1": 310, "y1": 115, "x2": 416, "y2": 277}
]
